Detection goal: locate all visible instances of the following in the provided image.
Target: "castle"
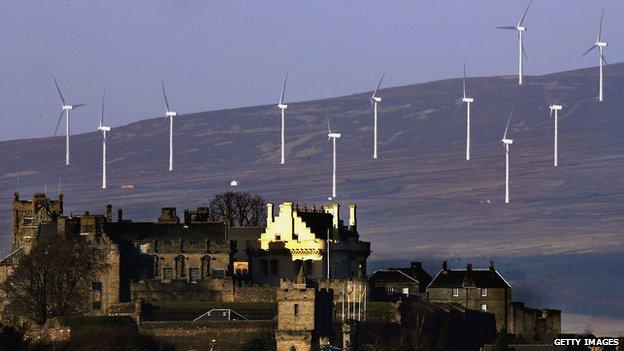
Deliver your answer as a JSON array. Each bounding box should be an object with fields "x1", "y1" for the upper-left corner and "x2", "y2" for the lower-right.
[{"x1": 0, "y1": 193, "x2": 562, "y2": 350}]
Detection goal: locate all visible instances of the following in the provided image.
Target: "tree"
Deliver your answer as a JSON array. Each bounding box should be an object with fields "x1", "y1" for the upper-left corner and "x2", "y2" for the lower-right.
[
  {"x1": 0, "y1": 323, "x2": 26, "y2": 351},
  {"x1": 492, "y1": 329, "x2": 509, "y2": 351},
  {"x1": 1, "y1": 235, "x2": 108, "y2": 325},
  {"x1": 208, "y1": 192, "x2": 266, "y2": 227}
]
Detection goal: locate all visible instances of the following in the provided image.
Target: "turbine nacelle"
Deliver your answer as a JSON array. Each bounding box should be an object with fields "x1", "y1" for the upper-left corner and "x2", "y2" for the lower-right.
[
  {"x1": 462, "y1": 97, "x2": 474, "y2": 103},
  {"x1": 62, "y1": 105, "x2": 74, "y2": 111},
  {"x1": 98, "y1": 126, "x2": 111, "y2": 132},
  {"x1": 596, "y1": 41, "x2": 608, "y2": 48},
  {"x1": 166, "y1": 111, "x2": 178, "y2": 117},
  {"x1": 371, "y1": 96, "x2": 382, "y2": 103},
  {"x1": 549, "y1": 104, "x2": 563, "y2": 111},
  {"x1": 328, "y1": 133, "x2": 341, "y2": 139},
  {"x1": 277, "y1": 103, "x2": 288, "y2": 109},
  {"x1": 516, "y1": 26, "x2": 526, "y2": 32},
  {"x1": 502, "y1": 138, "x2": 514, "y2": 145}
]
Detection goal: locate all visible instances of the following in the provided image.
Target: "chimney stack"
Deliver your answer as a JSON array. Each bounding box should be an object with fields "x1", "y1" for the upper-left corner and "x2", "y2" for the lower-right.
[
  {"x1": 467, "y1": 263, "x2": 473, "y2": 272},
  {"x1": 323, "y1": 203, "x2": 340, "y2": 229},
  {"x1": 442, "y1": 260, "x2": 448, "y2": 272},
  {"x1": 267, "y1": 203, "x2": 274, "y2": 224},
  {"x1": 348, "y1": 204, "x2": 357, "y2": 229},
  {"x1": 117, "y1": 209, "x2": 123, "y2": 222},
  {"x1": 411, "y1": 261, "x2": 422, "y2": 272},
  {"x1": 489, "y1": 260, "x2": 495, "y2": 271},
  {"x1": 106, "y1": 204, "x2": 112, "y2": 222},
  {"x1": 13, "y1": 192, "x2": 19, "y2": 201}
]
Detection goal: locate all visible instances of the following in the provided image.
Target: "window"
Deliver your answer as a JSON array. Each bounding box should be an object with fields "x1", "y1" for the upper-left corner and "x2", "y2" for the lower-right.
[
  {"x1": 452, "y1": 288, "x2": 459, "y2": 298},
  {"x1": 402, "y1": 288, "x2": 409, "y2": 296},
  {"x1": 189, "y1": 268, "x2": 200, "y2": 283},
  {"x1": 212, "y1": 269, "x2": 225, "y2": 279},
  {"x1": 270, "y1": 260, "x2": 279, "y2": 275},
  {"x1": 386, "y1": 286, "x2": 394, "y2": 293},
  {"x1": 92, "y1": 282, "x2": 102, "y2": 291},
  {"x1": 163, "y1": 267, "x2": 173, "y2": 280},
  {"x1": 92, "y1": 301, "x2": 102, "y2": 310},
  {"x1": 139, "y1": 243, "x2": 149, "y2": 253},
  {"x1": 480, "y1": 304, "x2": 487, "y2": 312},
  {"x1": 260, "y1": 260, "x2": 269, "y2": 275},
  {"x1": 294, "y1": 304, "x2": 299, "y2": 316},
  {"x1": 481, "y1": 288, "x2": 488, "y2": 297}
]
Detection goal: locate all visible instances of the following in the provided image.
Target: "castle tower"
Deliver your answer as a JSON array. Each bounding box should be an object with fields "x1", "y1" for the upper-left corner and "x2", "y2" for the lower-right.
[{"x1": 11, "y1": 192, "x2": 63, "y2": 251}]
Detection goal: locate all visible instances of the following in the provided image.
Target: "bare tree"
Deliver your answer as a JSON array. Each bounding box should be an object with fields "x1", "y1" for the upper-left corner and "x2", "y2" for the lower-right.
[
  {"x1": 1, "y1": 235, "x2": 108, "y2": 325},
  {"x1": 208, "y1": 192, "x2": 266, "y2": 227}
]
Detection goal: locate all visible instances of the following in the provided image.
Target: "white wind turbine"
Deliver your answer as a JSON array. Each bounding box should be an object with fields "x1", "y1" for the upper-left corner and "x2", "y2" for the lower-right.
[
  {"x1": 582, "y1": 10, "x2": 608, "y2": 102},
  {"x1": 462, "y1": 64, "x2": 474, "y2": 161},
  {"x1": 161, "y1": 81, "x2": 177, "y2": 172},
  {"x1": 501, "y1": 111, "x2": 514, "y2": 204},
  {"x1": 370, "y1": 70, "x2": 386, "y2": 159},
  {"x1": 277, "y1": 70, "x2": 288, "y2": 165},
  {"x1": 327, "y1": 120, "x2": 341, "y2": 199},
  {"x1": 497, "y1": 0, "x2": 533, "y2": 85},
  {"x1": 548, "y1": 104, "x2": 563, "y2": 167},
  {"x1": 53, "y1": 77, "x2": 85, "y2": 165},
  {"x1": 98, "y1": 92, "x2": 111, "y2": 189}
]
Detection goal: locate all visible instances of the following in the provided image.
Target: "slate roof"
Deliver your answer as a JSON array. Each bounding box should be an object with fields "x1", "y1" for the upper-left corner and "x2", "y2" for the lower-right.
[
  {"x1": 297, "y1": 211, "x2": 333, "y2": 238},
  {"x1": 390, "y1": 266, "x2": 433, "y2": 288},
  {"x1": 103, "y1": 222, "x2": 226, "y2": 242},
  {"x1": 369, "y1": 270, "x2": 420, "y2": 284},
  {"x1": 227, "y1": 227, "x2": 264, "y2": 242},
  {"x1": 427, "y1": 269, "x2": 511, "y2": 289}
]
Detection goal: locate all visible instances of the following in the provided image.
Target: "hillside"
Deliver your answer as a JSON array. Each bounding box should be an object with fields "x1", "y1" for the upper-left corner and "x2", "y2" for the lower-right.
[{"x1": 1, "y1": 64, "x2": 624, "y2": 259}]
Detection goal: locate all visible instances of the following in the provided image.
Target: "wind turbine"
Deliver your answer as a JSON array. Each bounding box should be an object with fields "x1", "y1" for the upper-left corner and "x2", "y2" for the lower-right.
[
  {"x1": 462, "y1": 64, "x2": 474, "y2": 161},
  {"x1": 497, "y1": 0, "x2": 533, "y2": 85},
  {"x1": 52, "y1": 77, "x2": 85, "y2": 165},
  {"x1": 370, "y1": 70, "x2": 386, "y2": 159},
  {"x1": 548, "y1": 104, "x2": 563, "y2": 167},
  {"x1": 277, "y1": 70, "x2": 288, "y2": 164},
  {"x1": 98, "y1": 92, "x2": 111, "y2": 189},
  {"x1": 501, "y1": 111, "x2": 514, "y2": 204},
  {"x1": 161, "y1": 81, "x2": 177, "y2": 172},
  {"x1": 327, "y1": 120, "x2": 341, "y2": 199},
  {"x1": 582, "y1": 10, "x2": 608, "y2": 102}
]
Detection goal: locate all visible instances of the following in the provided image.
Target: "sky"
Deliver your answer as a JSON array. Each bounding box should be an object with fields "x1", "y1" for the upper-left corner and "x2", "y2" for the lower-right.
[{"x1": 0, "y1": 0, "x2": 623, "y2": 141}]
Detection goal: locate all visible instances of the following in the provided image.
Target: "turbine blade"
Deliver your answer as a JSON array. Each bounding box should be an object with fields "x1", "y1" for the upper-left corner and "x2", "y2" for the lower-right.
[
  {"x1": 161, "y1": 80, "x2": 170, "y2": 112},
  {"x1": 598, "y1": 9, "x2": 604, "y2": 42},
  {"x1": 372, "y1": 70, "x2": 386, "y2": 98},
  {"x1": 518, "y1": 0, "x2": 533, "y2": 27},
  {"x1": 601, "y1": 54, "x2": 608, "y2": 65},
  {"x1": 100, "y1": 91, "x2": 106, "y2": 126},
  {"x1": 52, "y1": 76, "x2": 66, "y2": 105},
  {"x1": 521, "y1": 42, "x2": 528, "y2": 61},
  {"x1": 503, "y1": 108, "x2": 514, "y2": 140},
  {"x1": 53, "y1": 110, "x2": 64, "y2": 136},
  {"x1": 279, "y1": 69, "x2": 288, "y2": 104},
  {"x1": 73, "y1": 103, "x2": 86, "y2": 109},
  {"x1": 327, "y1": 118, "x2": 332, "y2": 134},
  {"x1": 496, "y1": 26, "x2": 517, "y2": 30},
  {"x1": 581, "y1": 45, "x2": 596, "y2": 57},
  {"x1": 462, "y1": 62, "x2": 467, "y2": 99}
]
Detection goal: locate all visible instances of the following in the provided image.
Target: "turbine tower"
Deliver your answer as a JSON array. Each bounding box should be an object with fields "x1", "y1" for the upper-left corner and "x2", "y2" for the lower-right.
[
  {"x1": 370, "y1": 70, "x2": 386, "y2": 159},
  {"x1": 462, "y1": 64, "x2": 474, "y2": 161},
  {"x1": 501, "y1": 112, "x2": 514, "y2": 204},
  {"x1": 549, "y1": 104, "x2": 563, "y2": 167},
  {"x1": 497, "y1": 0, "x2": 533, "y2": 85},
  {"x1": 582, "y1": 10, "x2": 608, "y2": 102},
  {"x1": 98, "y1": 92, "x2": 111, "y2": 189},
  {"x1": 277, "y1": 70, "x2": 288, "y2": 164},
  {"x1": 52, "y1": 77, "x2": 85, "y2": 165},
  {"x1": 327, "y1": 120, "x2": 341, "y2": 199},
  {"x1": 161, "y1": 81, "x2": 177, "y2": 172}
]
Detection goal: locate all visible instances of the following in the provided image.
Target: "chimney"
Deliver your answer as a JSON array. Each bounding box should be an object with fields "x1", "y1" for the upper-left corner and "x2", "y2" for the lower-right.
[
  {"x1": 442, "y1": 260, "x2": 448, "y2": 272},
  {"x1": 267, "y1": 203, "x2": 274, "y2": 224},
  {"x1": 467, "y1": 264, "x2": 473, "y2": 272},
  {"x1": 411, "y1": 261, "x2": 422, "y2": 272},
  {"x1": 106, "y1": 204, "x2": 112, "y2": 222},
  {"x1": 13, "y1": 192, "x2": 19, "y2": 201},
  {"x1": 489, "y1": 260, "x2": 495, "y2": 271},
  {"x1": 323, "y1": 203, "x2": 340, "y2": 229},
  {"x1": 117, "y1": 209, "x2": 123, "y2": 222},
  {"x1": 348, "y1": 204, "x2": 357, "y2": 229}
]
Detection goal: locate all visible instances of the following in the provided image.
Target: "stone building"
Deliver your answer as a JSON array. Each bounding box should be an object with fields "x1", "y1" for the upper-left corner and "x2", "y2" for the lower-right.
[
  {"x1": 249, "y1": 202, "x2": 370, "y2": 286},
  {"x1": 368, "y1": 261, "x2": 432, "y2": 301},
  {"x1": 426, "y1": 261, "x2": 561, "y2": 340}
]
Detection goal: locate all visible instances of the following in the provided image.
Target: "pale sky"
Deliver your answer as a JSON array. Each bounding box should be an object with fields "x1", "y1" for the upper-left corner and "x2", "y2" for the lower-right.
[{"x1": 0, "y1": 0, "x2": 622, "y2": 141}]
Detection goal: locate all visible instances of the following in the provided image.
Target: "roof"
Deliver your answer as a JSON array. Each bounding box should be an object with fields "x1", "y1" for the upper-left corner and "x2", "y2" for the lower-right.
[
  {"x1": 427, "y1": 269, "x2": 511, "y2": 289},
  {"x1": 369, "y1": 270, "x2": 420, "y2": 284},
  {"x1": 0, "y1": 247, "x2": 24, "y2": 266},
  {"x1": 103, "y1": 221, "x2": 226, "y2": 242},
  {"x1": 297, "y1": 211, "x2": 333, "y2": 238},
  {"x1": 227, "y1": 227, "x2": 264, "y2": 242},
  {"x1": 391, "y1": 266, "x2": 433, "y2": 287}
]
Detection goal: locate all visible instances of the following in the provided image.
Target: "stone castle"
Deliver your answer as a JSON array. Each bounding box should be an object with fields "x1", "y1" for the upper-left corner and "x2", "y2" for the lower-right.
[{"x1": 0, "y1": 193, "x2": 561, "y2": 350}]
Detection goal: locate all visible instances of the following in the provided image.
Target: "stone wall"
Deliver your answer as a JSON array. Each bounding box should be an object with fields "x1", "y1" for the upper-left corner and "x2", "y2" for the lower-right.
[
  {"x1": 131, "y1": 279, "x2": 234, "y2": 302},
  {"x1": 509, "y1": 302, "x2": 561, "y2": 340},
  {"x1": 140, "y1": 320, "x2": 276, "y2": 351},
  {"x1": 233, "y1": 286, "x2": 276, "y2": 303}
]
